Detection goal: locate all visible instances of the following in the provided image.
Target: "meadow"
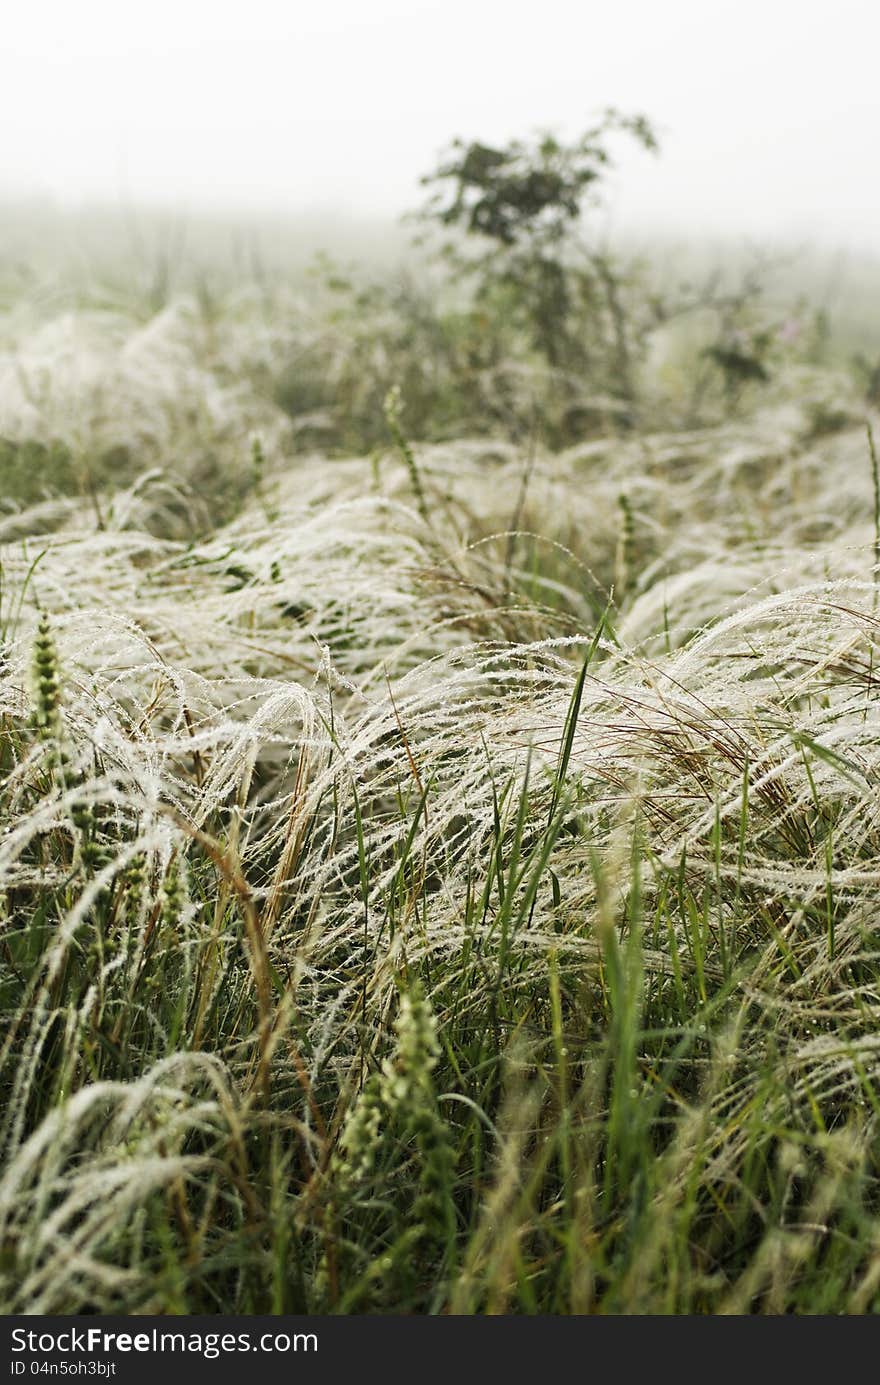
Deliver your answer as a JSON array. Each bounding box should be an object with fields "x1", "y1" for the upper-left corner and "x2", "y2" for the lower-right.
[{"x1": 2, "y1": 200, "x2": 880, "y2": 1314}]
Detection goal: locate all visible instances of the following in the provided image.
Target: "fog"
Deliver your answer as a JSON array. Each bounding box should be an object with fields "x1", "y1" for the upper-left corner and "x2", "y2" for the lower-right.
[{"x1": 3, "y1": 0, "x2": 880, "y2": 251}]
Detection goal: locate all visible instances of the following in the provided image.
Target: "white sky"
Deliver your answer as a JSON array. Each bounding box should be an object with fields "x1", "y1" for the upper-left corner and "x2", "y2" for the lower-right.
[{"x1": 3, "y1": 0, "x2": 880, "y2": 250}]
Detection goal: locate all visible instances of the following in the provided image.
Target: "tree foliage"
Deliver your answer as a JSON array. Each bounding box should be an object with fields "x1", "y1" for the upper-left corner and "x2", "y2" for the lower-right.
[
  {"x1": 417, "y1": 112, "x2": 659, "y2": 403},
  {"x1": 420, "y1": 112, "x2": 658, "y2": 252}
]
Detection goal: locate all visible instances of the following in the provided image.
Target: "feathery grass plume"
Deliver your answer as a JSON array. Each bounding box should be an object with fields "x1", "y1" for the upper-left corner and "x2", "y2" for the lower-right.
[
  {"x1": 3, "y1": 251, "x2": 880, "y2": 1312},
  {"x1": 0, "y1": 1056, "x2": 241, "y2": 1314}
]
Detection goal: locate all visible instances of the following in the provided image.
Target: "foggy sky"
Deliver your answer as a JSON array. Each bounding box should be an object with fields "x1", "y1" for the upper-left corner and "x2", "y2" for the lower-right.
[{"x1": 4, "y1": 0, "x2": 879, "y2": 251}]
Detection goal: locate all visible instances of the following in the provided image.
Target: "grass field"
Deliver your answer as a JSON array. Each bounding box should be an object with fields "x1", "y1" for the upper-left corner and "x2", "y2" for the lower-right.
[{"x1": 2, "y1": 214, "x2": 880, "y2": 1314}]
